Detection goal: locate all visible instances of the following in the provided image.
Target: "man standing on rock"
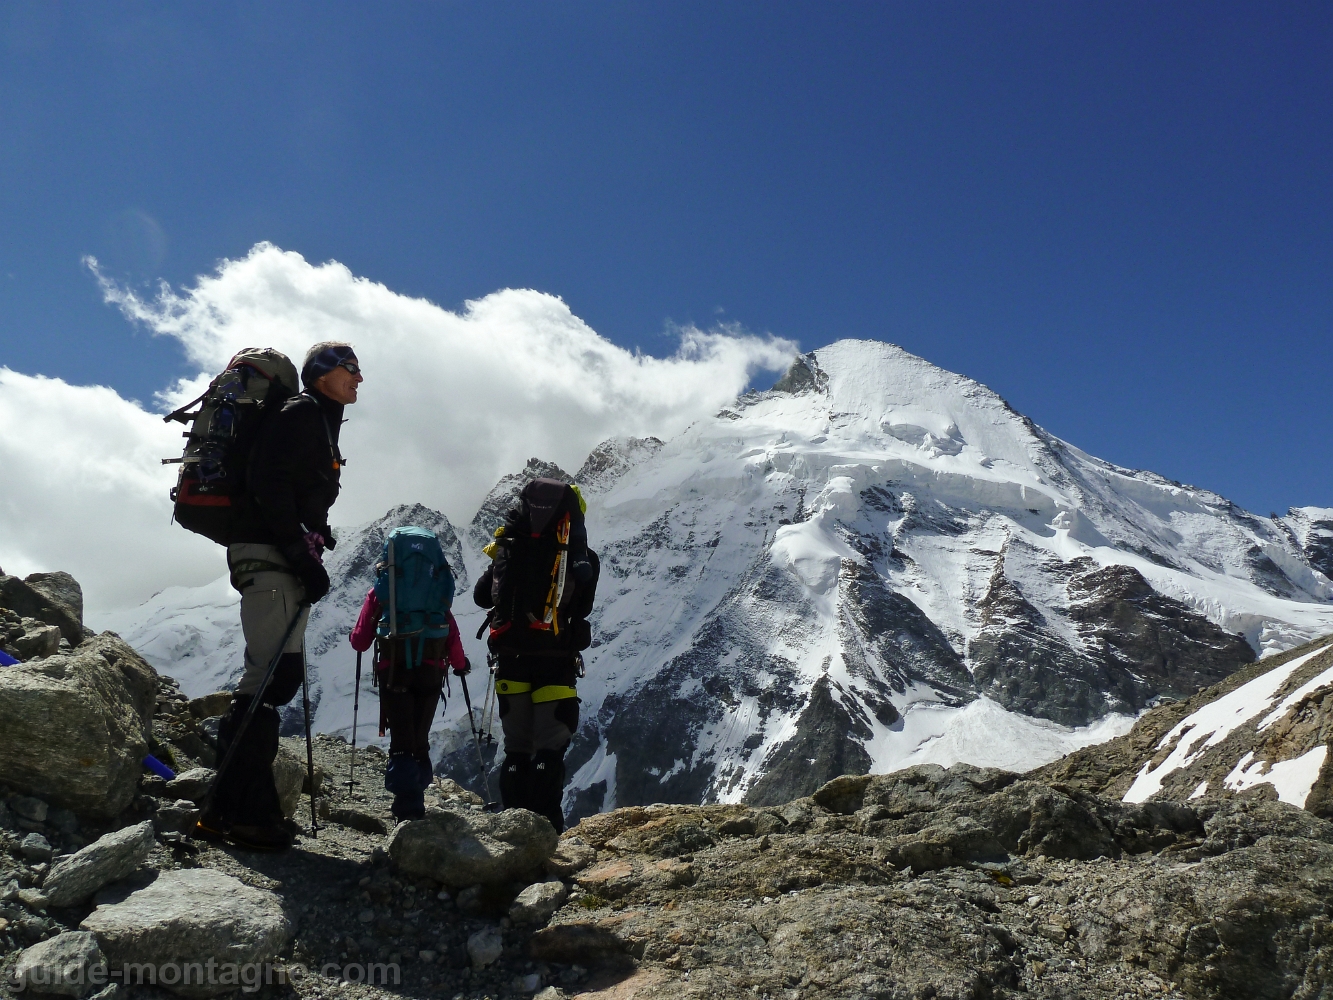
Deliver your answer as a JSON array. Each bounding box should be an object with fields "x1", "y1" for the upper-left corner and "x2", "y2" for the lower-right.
[
  {"x1": 472, "y1": 478, "x2": 599, "y2": 833},
  {"x1": 198, "y1": 342, "x2": 363, "y2": 851}
]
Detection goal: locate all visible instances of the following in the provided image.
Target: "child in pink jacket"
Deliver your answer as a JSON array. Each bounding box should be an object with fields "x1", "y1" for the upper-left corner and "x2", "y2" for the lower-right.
[{"x1": 350, "y1": 589, "x2": 468, "y2": 820}]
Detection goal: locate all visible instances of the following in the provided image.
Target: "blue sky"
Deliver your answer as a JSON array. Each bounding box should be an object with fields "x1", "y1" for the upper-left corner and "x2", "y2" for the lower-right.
[{"x1": 1, "y1": 1, "x2": 1330, "y2": 514}]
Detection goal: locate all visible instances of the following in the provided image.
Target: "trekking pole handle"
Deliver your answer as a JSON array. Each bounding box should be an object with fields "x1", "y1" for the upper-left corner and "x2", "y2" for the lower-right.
[{"x1": 459, "y1": 673, "x2": 477, "y2": 733}]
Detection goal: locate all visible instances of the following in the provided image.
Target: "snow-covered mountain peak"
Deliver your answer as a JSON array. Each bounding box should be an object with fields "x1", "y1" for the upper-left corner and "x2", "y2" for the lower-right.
[
  {"x1": 785, "y1": 340, "x2": 1047, "y2": 473},
  {"x1": 99, "y1": 337, "x2": 1333, "y2": 823}
]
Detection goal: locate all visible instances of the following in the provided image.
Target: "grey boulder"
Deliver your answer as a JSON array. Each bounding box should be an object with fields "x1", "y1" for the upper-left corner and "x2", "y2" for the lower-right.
[
  {"x1": 0, "y1": 573, "x2": 84, "y2": 645},
  {"x1": 15, "y1": 931, "x2": 107, "y2": 998},
  {"x1": 11, "y1": 795, "x2": 50, "y2": 823},
  {"x1": 153, "y1": 801, "x2": 201, "y2": 835},
  {"x1": 80, "y1": 869, "x2": 291, "y2": 997},
  {"x1": 21, "y1": 832, "x2": 54, "y2": 861},
  {"x1": 43, "y1": 822, "x2": 155, "y2": 908},
  {"x1": 13, "y1": 624, "x2": 61, "y2": 660},
  {"x1": 466, "y1": 926, "x2": 503, "y2": 969},
  {"x1": 187, "y1": 692, "x2": 231, "y2": 720},
  {"x1": 509, "y1": 881, "x2": 569, "y2": 925},
  {"x1": 163, "y1": 768, "x2": 215, "y2": 803},
  {"x1": 22, "y1": 572, "x2": 84, "y2": 629},
  {"x1": 0, "y1": 634, "x2": 156, "y2": 817},
  {"x1": 388, "y1": 806, "x2": 558, "y2": 887}
]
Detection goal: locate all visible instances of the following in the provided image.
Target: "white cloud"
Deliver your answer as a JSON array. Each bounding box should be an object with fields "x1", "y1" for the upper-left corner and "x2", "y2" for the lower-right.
[
  {"x1": 0, "y1": 370, "x2": 226, "y2": 607},
  {"x1": 2, "y1": 243, "x2": 795, "y2": 612}
]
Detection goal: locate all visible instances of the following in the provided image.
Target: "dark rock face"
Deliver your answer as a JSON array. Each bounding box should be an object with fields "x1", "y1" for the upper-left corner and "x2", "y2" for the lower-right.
[
  {"x1": 838, "y1": 561, "x2": 972, "y2": 702},
  {"x1": 745, "y1": 677, "x2": 873, "y2": 806},
  {"x1": 972, "y1": 556, "x2": 1254, "y2": 726},
  {"x1": 1066, "y1": 561, "x2": 1255, "y2": 702},
  {"x1": 970, "y1": 560, "x2": 1110, "y2": 726},
  {"x1": 1244, "y1": 545, "x2": 1302, "y2": 598},
  {"x1": 1286, "y1": 506, "x2": 1333, "y2": 579},
  {"x1": 574, "y1": 437, "x2": 664, "y2": 493},
  {"x1": 771, "y1": 352, "x2": 827, "y2": 394}
]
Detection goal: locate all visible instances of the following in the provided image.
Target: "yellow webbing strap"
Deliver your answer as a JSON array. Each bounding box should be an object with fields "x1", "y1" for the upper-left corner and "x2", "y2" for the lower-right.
[
  {"x1": 541, "y1": 513, "x2": 571, "y2": 634},
  {"x1": 495, "y1": 679, "x2": 532, "y2": 695},
  {"x1": 532, "y1": 684, "x2": 578, "y2": 703}
]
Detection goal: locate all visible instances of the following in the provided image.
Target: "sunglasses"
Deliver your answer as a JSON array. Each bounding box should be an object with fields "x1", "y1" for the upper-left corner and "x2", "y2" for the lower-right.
[{"x1": 338, "y1": 361, "x2": 362, "y2": 376}]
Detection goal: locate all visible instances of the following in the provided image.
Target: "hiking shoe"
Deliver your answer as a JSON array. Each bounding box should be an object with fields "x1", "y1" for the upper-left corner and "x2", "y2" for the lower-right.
[{"x1": 225, "y1": 823, "x2": 294, "y2": 852}]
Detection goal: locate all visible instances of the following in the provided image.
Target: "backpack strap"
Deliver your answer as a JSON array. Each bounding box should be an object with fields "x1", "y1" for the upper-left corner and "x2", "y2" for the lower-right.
[
  {"x1": 163, "y1": 386, "x2": 211, "y2": 425},
  {"x1": 300, "y1": 391, "x2": 346, "y2": 470}
]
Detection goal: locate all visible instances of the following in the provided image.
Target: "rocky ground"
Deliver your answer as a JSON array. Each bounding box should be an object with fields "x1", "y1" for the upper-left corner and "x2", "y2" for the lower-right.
[
  {"x1": 1, "y1": 570, "x2": 1331, "y2": 1000},
  {"x1": 3, "y1": 735, "x2": 1333, "y2": 1000}
]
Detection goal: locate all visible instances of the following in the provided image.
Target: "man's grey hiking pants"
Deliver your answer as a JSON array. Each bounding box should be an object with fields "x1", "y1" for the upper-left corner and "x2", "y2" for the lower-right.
[
  {"x1": 228, "y1": 542, "x2": 311, "y2": 699},
  {"x1": 210, "y1": 542, "x2": 312, "y2": 828}
]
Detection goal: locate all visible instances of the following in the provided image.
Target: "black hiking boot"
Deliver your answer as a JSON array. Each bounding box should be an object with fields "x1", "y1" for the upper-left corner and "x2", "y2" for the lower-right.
[
  {"x1": 391, "y1": 793, "x2": 426, "y2": 822},
  {"x1": 193, "y1": 812, "x2": 229, "y2": 843},
  {"x1": 225, "y1": 822, "x2": 294, "y2": 852}
]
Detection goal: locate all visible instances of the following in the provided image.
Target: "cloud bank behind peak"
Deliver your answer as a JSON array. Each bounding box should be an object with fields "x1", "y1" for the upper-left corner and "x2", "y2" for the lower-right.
[{"x1": 2, "y1": 243, "x2": 796, "y2": 611}]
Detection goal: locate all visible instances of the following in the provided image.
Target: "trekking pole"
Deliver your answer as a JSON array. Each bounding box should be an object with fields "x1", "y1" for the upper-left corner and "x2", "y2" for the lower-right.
[
  {"x1": 206, "y1": 602, "x2": 310, "y2": 808},
  {"x1": 459, "y1": 674, "x2": 498, "y2": 808},
  {"x1": 482, "y1": 655, "x2": 499, "y2": 750},
  {"x1": 347, "y1": 648, "x2": 362, "y2": 791},
  {"x1": 301, "y1": 642, "x2": 319, "y2": 836}
]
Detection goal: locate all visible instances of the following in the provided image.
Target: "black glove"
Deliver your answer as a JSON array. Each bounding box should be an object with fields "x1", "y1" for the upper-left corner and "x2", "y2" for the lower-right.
[
  {"x1": 320, "y1": 524, "x2": 336, "y2": 550},
  {"x1": 282, "y1": 542, "x2": 331, "y2": 603},
  {"x1": 454, "y1": 656, "x2": 472, "y2": 677}
]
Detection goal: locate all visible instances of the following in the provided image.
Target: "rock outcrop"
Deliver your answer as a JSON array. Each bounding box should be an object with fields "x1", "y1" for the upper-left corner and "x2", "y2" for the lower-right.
[
  {"x1": 520, "y1": 771, "x2": 1333, "y2": 998},
  {"x1": 0, "y1": 634, "x2": 156, "y2": 817},
  {"x1": 0, "y1": 572, "x2": 86, "y2": 648},
  {"x1": 1036, "y1": 633, "x2": 1333, "y2": 814},
  {"x1": 0, "y1": 704, "x2": 1329, "y2": 1000}
]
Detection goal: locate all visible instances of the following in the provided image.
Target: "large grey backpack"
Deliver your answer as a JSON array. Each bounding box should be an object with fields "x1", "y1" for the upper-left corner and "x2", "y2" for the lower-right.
[{"x1": 162, "y1": 348, "x2": 299, "y2": 545}]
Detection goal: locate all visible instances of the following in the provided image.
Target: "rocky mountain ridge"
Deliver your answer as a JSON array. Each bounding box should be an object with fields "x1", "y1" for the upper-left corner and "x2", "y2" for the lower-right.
[{"x1": 1036, "y1": 632, "x2": 1333, "y2": 815}]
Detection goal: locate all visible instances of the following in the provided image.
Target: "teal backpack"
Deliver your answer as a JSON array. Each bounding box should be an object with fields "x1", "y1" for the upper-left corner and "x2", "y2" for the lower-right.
[{"x1": 374, "y1": 526, "x2": 456, "y2": 667}]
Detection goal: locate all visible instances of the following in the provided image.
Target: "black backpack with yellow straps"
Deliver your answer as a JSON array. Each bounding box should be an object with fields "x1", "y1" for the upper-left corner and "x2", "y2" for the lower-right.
[{"x1": 484, "y1": 478, "x2": 597, "y2": 652}]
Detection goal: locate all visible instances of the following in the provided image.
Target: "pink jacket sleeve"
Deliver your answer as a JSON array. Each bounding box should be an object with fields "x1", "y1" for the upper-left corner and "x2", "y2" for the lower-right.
[
  {"x1": 349, "y1": 589, "x2": 379, "y2": 652},
  {"x1": 446, "y1": 611, "x2": 466, "y2": 673}
]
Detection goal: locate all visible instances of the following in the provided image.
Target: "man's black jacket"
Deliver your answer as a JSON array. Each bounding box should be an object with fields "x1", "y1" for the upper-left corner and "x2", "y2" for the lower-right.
[{"x1": 230, "y1": 389, "x2": 344, "y2": 547}]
